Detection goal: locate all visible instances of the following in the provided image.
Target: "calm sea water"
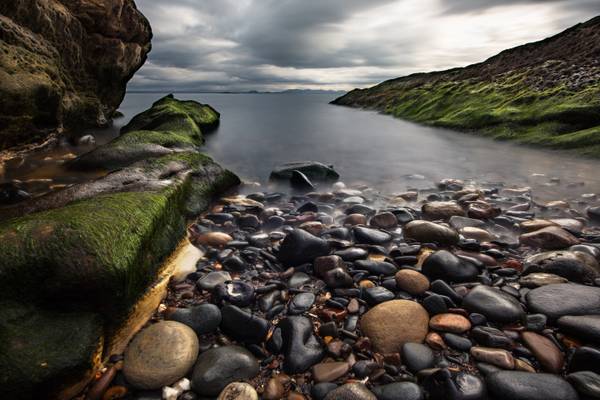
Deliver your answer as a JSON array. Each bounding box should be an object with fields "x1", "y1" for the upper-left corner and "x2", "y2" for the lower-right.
[{"x1": 5, "y1": 92, "x2": 600, "y2": 202}]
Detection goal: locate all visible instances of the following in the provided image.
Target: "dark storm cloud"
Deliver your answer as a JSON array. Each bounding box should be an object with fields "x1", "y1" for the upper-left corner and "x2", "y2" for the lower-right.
[{"x1": 129, "y1": 0, "x2": 599, "y2": 92}]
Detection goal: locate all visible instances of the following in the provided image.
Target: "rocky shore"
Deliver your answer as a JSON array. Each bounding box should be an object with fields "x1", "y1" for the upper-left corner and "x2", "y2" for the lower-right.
[{"x1": 86, "y1": 175, "x2": 600, "y2": 400}]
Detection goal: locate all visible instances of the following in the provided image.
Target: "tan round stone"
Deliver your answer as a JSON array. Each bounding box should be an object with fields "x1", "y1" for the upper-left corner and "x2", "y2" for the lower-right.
[
  {"x1": 360, "y1": 300, "x2": 429, "y2": 354},
  {"x1": 394, "y1": 269, "x2": 430, "y2": 295},
  {"x1": 217, "y1": 382, "x2": 258, "y2": 400},
  {"x1": 123, "y1": 321, "x2": 199, "y2": 389},
  {"x1": 429, "y1": 313, "x2": 471, "y2": 333},
  {"x1": 197, "y1": 232, "x2": 233, "y2": 247},
  {"x1": 344, "y1": 213, "x2": 367, "y2": 226}
]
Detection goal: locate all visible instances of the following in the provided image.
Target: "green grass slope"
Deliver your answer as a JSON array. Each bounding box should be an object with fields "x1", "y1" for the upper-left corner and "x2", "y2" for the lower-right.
[{"x1": 333, "y1": 16, "x2": 600, "y2": 155}]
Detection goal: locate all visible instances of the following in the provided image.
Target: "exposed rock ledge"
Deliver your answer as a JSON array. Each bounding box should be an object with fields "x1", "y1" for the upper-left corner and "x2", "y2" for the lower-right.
[
  {"x1": 0, "y1": 96, "x2": 240, "y2": 399},
  {"x1": 0, "y1": 0, "x2": 152, "y2": 151}
]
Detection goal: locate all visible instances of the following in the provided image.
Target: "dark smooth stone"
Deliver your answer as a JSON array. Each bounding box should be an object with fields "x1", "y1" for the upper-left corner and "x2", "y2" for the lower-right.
[
  {"x1": 289, "y1": 271, "x2": 312, "y2": 288},
  {"x1": 568, "y1": 346, "x2": 600, "y2": 374},
  {"x1": 469, "y1": 313, "x2": 487, "y2": 326},
  {"x1": 238, "y1": 214, "x2": 260, "y2": 229},
  {"x1": 335, "y1": 247, "x2": 369, "y2": 261},
  {"x1": 430, "y1": 280, "x2": 463, "y2": 304},
  {"x1": 486, "y1": 371, "x2": 578, "y2": 400},
  {"x1": 354, "y1": 260, "x2": 397, "y2": 276},
  {"x1": 401, "y1": 343, "x2": 435, "y2": 373},
  {"x1": 345, "y1": 204, "x2": 376, "y2": 216},
  {"x1": 363, "y1": 286, "x2": 395, "y2": 305},
  {"x1": 423, "y1": 369, "x2": 486, "y2": 400},
  {"x1": 222, "y1": 255, "x2": 248, "y2": 272},
  {"x1": 463, "y1": 285, "x2": 524, "y2": 323},
  {"x1": 165, "y1": 304, "x2": 221, "y2": 336},
  {"x1": 298, "y1": 201, "x2": 319, "y2": 213},
  {"x1": 280, "y1": 316, "x2": 324, "y2": 374},
  {"x1": 214, "y1": 280, "x2": 255, "y2": 307},
  {"x1": 558, "y1": 315, "x2": 600, "y2": 344},
  {"x1": 319, "y1": 321, "x2": 339, "y2": 338},
  {"x1": 423, "y1": 294, "x2": 449, "y2": 315},
  {"x1": 259, "y1": 290, "x2": 281, "y2": 311},
  {"x1": 205, "y1": 213, "x2": 234, "y2": 224},
  {"x1": 422, "y1": 250, "x2": 480, "y2": 283},
  {"x1": 323, "y1": 267, "x2": 354, "y2": 288},
  {"x1": 567, "y1": 371, "x2": 600, "y2": 399},
  {"x1": 191, "y1": 346, "x2": 259, "y2": 396},
  {"x1": 471, "y1": 326, "x2": 512, "y2": 349},
  {"x1": 353, "y1": 360, "x2": 379, "y2": 378},
  {"x1": 525, "y1": 314, "x2": 547, "y2": 332},
  {"x1": 443, "y1": 333, "x2": 473, "y2": 351},
  {"x1": 277, "y1": 229, "x2": 330, "y2": 267},
  {"x1": 265, "y1": 215, "x2": 285, "y2": 230},
  {"x1": 196, "y1": 271, "x2": 231, "y2": 291},
  {"x1": 353, "y1": 226, "x2": 392, "y2": 245},
  {"x1": 524, "y1": 257, "x2": 598, "y2": 283},
  {"x1": 312, "y1": 383, "x2": 338, "y2": 400},
  {"x1": 526, "y1": 283, "x2": 600, "y2": 320},
  {"x1": 220, "y1": 305, "x2": 270, "y2": 344},
  {"x1": 290, "y1": 170, "x2": 315, "y2": 191},
  {"x1": 371, "y1": 382, "x2": 424, "y2": 400},
  {"x1": 288, "y1": 292, "x2": 316, "y2": 315}
]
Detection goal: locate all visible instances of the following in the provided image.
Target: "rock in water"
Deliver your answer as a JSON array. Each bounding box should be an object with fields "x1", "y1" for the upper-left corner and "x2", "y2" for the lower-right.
[
  {"x1": 558, "y1": 315, "x2": 600, "y2": 344},
  {"x1": 191, "y1": 346, "x2": 259, "y2": 397},
  {"x1": 0, "y1": 0, "x2": 151, "y2": 149},
  {"x1": 371, "y1": 382, "x2": 424, "y2": 400},
  {"x1": 486, "y1": 371, "x2": 578, "y2": 400},
  {"x1": 360, "y1": 300, "x2": 429, "y2": 353},
  {"x1": 290, "y1": 170, "x2": 316, "y2": 191},
  {"x1": 270, "y1": 161, "x2": 340, "y2": 182},
  {"x1": 123, "y1": 321, "x2": 200, "y2": 389},
  {"x1": 463, "y1": 285, "x2": 524, "y2": 323},
  {"x1": 277, "y1": 229, "x2": 330, "y2": 266}
]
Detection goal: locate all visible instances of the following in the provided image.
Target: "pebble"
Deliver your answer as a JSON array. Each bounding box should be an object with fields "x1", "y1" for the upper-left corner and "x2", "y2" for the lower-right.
[
  {"x1": 403, "y1": 220, "x2": 459, "y2": 245},
  {"x1": 471, "y1": 347, "x2": 514, "y2": 369},
  {"x1": 401, "y1": 342, "x2": 435, "y2": 372},
  {"x1": 526, "y1": 283, "x2": 600, "y2": 320},
  {"x1": 123, "y1": 321, "x2": 199, "y2": 389},
  {"x1": 360, "y1": 300, "x2": 429, "y2": 353},
  {"x1": 558, "y1": 315, "x2": 600, "y2": 344},
  {"x1": 422, "y1": 250, "x2": 480, "y2": 283},
  {"x1": 280, "y1": 316, "x2": 324, "y2": 374},
  {"x1": 217, "y1": 382, "x2": 258, "y2": 400},
  {"x1": 486, "y1": 371, "x2": 579, "y2": 400},
  {"x1": 165, "y1": 303, "x2": 221, "y2": 335},
  {"x1": 324, "y1": 383, "x2": 377, "y2": 400},
  {"x1": 395, "y1": 269, "x2": 430, "y2": 295},
  {"x1": 277, "y1": 228, "x2": 329, "y2": 266},
  {"x1": 196, "y1": 232, "x2": 233, "y2": 247},
  {"x1": 191, "y1": 346, "x2": 259, "y2": 396},
  {"x1": 429, "y1": 313, "x2": 472, "y2": 333},
  {"x1": 312, "y1": 362, "x2": 350, "y2": 382},
  {"x1": 371, "y1": 382, "x2": 424, "y2": 400},
  {"x1": 463, "y1": 285, "x2": 525, "y2": 323},
  {"x1": 521, "y1": 331, "x2": 564, "y2": 373}
]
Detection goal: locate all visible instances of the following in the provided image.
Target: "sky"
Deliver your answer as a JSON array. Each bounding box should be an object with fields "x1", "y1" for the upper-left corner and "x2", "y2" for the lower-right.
[{"x1": 130, "y1": 0, "x2": 600, "y2": 92}]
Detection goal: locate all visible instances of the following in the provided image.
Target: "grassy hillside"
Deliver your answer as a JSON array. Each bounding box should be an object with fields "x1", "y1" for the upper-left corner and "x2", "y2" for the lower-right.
[{"x1": 332, "y1": 16, "x2": 600, "y2": 156}]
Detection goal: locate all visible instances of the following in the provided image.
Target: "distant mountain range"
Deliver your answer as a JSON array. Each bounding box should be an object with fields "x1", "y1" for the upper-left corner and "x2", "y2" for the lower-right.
[
  {"x1": 333, "y1": 16, "x2": 600, "y2": 156},
  {"x1": 128, "y1": 89, "x2": 345, "y2": 95}
]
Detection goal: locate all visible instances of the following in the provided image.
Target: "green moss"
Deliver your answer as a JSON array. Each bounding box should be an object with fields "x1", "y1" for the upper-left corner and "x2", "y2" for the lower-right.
[
  {"x1": 0, "y1": 301, "x2": 103, "y2": 400},
  {"x1": 122, "y1": 94, "x2": 220, "y2": 136}
]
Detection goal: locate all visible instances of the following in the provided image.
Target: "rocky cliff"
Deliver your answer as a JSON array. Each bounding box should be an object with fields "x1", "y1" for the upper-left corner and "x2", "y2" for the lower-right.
[
  {"x1": 0, "y1": 0, "x2": 152, "y2": 151},
  {"x1": 333, "y1": 16, "x2": 600, "y2": 156}
]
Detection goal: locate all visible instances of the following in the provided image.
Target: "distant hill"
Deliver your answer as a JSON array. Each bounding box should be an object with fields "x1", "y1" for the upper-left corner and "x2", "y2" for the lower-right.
[{"x1": 332, "y1": 16, "x2": 600, "y2": 156}]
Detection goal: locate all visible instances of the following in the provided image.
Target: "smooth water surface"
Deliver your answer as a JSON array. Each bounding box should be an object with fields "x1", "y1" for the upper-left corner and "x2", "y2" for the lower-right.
[{"x1": 5, "y1": 92, "x2": 600, "y2": 202}]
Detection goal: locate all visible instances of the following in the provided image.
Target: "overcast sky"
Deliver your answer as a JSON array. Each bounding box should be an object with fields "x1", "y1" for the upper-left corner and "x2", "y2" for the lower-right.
[{"x1": 130, "y1": 0, "x2": 599, "y2": 92}]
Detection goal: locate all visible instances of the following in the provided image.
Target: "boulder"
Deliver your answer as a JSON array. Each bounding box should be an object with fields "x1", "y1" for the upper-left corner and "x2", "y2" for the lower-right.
[
  {"x1": 270, "y1": 161, "x2": 340, "y2": 182},
  {"x1": 0, "y1": 0, "x2": 151, "y2": 150}
]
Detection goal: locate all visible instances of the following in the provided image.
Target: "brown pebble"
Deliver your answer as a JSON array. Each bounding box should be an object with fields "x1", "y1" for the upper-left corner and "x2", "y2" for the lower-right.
[
  {"x1": 312, "y1": 361, "x2": 350, "y2": 382},
  {"x1": 347, "y1": 298, "x2": 360, "y2": 314},
  {"x1": 196, "y1": 232, "x2": 233, "y2": 247},
  {"x1": 429, "y1": 313, "x2": 471, "y2": 333},
  {"x1": 344, "y1": 214, "x2": 367, "y2": 226},
  {"x1": 102, "y1": 386, "x2": 128, "y2": 400},
  {"x1": 521, "y1": 331, "x2": 564, "y2": 373},
  {"x1": 425, "y1": 332, "x2": 447, "y2": 350},
  {"x1": 263, "y1": 377, "x2": 285, "y2": 400},
  {"x1": 470, "y1": 346, "x2": 514, "y2": 369},
  {"x1": 394, "y1": 269, "x2": 430, "y2": 295}
]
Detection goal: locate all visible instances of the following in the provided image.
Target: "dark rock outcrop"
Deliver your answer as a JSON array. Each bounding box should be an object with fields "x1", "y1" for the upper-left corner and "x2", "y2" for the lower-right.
[{"x1": 0, "y1": 0, "x2": 152, "y2": 150}]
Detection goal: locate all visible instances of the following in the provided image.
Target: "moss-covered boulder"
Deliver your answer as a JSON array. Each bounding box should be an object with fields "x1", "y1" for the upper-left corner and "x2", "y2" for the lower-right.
[
  {"x1": 0, "y1": 96, "x2": 239, "y2": 399},
  {"x1": 69, "y1": 95, "x2": 219, "y2": 170}
]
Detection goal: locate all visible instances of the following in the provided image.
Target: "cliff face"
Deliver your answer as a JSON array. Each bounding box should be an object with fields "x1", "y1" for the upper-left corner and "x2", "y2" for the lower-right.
[
  {"x1": 333, "y1": 16, "x2": 600, "y2": 156},
  {"x1": 0, "y1": 0, "x2": 152, "y2": 150}
]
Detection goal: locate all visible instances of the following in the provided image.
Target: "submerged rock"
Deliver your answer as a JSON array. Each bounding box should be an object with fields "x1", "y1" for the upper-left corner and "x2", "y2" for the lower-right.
[{"x1": 270, "y1": 161, "x2": 340, "y2": 182}]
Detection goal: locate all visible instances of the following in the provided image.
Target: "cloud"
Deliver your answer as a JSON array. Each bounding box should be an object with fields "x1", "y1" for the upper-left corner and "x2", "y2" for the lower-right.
[{"x1": 129, "y1": 0, "x2": 599, "y2": 91}]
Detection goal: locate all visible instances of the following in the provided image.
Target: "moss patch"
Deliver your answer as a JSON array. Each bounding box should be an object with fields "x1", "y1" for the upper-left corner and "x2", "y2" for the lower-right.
[{"x1": 333, "y1": 17, "x2": 600, "y2": 156}]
